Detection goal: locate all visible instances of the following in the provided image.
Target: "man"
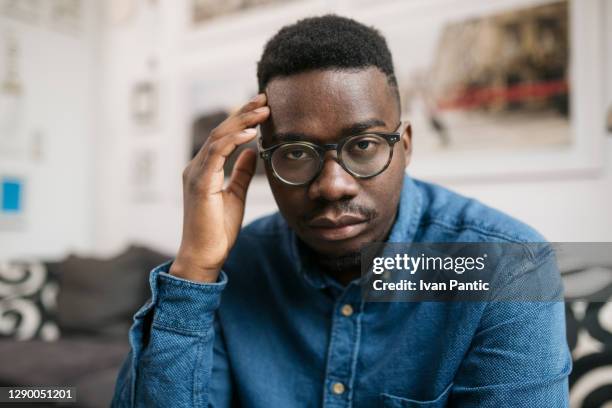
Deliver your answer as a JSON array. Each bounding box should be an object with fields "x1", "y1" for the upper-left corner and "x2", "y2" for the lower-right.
[{"x1": 112, "y1": 15, "x2": 570, "y2": 407}]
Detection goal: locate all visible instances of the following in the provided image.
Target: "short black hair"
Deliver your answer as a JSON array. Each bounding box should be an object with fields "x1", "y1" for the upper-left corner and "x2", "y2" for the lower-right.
[{"x1": 257, "y1": 14, "x2": 399, "y2": 98}]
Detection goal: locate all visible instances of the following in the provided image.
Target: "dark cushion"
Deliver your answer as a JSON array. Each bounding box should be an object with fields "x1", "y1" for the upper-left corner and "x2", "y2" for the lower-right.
[
  {"x1": 48, "y1": 245, "x2": 168, "y2": 339},
  {"x1": 0, "y1": 338, "x2": 129, "y2": 407}
]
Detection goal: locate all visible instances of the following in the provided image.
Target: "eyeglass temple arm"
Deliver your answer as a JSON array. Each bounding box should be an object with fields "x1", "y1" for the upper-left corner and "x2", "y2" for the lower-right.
[
  {"x1": 395, "y1": 120, "x2": 404, "y2": 134},
  {"x1": 257, "y1": 130, "x2": 273, "y2": 159}
]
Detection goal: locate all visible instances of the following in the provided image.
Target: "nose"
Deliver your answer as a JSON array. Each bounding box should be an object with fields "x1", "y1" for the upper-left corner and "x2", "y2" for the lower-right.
[{"x1": 307, "y1": 152, "x2": 359, "y2": 201}]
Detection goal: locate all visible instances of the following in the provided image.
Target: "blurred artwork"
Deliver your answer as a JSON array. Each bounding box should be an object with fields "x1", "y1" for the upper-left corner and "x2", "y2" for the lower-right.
[
  {"x1": 130, "y1": 58, "x2": 161, "y2": 130},
  {"x1": 1, "y1": 177, "x2": 22, "y2": 214},
  {"x1": 0, "y1": 0, "x2": 41, "y2": 23},
  {"x1": 130, "y1": 150, "x2": 159, "y2": 202},
  {"x1": 131, "y1": 80, "x2": 158, "y2": 126},
  {"x1": 0, "y1": 176, "x2": 25, "y2": 230},
  {"x1": 0, "y1": 32, "x2": 25, "y2": 152},
  {"x1": 402, "y1": 1, "x2": 570, "y2": 154},
  {"x1": 0, "y1": 32, "x2": 21, "y2": 96},
  {"x1": 192, "y1": 0, "x2": 296, "y2": 23},
  {"x1": 49, "y1": 0, "x2": 81, "y2": 33},
  {"x1": 1, "y1": 0, "x2": 81, "y2": 33}
]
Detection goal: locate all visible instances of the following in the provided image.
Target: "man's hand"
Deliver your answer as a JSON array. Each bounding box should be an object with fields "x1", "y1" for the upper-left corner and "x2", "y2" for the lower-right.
[{"x1": 170, "y1": 94, "x2": 270, "y2": 282}]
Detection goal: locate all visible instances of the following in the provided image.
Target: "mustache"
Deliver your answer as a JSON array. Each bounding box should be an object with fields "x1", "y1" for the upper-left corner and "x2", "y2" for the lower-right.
[{"x1": 301, "y1": 200, "x2": 378, "y2": 223}]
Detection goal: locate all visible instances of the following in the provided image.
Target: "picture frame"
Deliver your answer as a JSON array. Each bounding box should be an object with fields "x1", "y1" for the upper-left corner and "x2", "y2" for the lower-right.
[{"x1": 341, "y1": 0, "x2": 606, "y2": 182}]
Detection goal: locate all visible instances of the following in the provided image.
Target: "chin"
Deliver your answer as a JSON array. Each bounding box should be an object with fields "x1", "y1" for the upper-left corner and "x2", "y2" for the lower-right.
[{"x1": 300, "y1": 231, "x2": 374, "y2": 258}]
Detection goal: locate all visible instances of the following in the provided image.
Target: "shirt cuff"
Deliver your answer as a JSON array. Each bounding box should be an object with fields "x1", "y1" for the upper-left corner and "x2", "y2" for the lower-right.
[{"x1": 145, "y1": 260, "x2": 228, "y2": 333}]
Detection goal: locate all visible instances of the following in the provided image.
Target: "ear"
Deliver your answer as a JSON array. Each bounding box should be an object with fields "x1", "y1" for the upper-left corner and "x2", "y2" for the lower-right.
[{"x1": 401, "y1": 121, "x2": 413, "y2": 168}]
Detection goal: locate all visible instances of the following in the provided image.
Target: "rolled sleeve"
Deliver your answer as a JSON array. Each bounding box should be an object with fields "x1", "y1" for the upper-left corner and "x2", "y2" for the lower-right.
[{"x1": 113, "y1": 261, "x2": 230, "y2": 407}]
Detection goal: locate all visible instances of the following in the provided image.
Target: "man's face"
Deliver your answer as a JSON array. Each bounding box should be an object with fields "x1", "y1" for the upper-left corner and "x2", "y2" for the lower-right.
[{"x1": 261, "y1": 67, "x2": 412, "y2": 258}]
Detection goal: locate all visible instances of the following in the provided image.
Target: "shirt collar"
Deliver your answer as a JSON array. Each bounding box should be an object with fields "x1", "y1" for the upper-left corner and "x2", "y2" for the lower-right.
[
  {"x1": 289, "y1": 173, "x2": 423, "y2": 290},
  {"x1": 388, "y1": 173, "x2": 423, "y2": 244}
]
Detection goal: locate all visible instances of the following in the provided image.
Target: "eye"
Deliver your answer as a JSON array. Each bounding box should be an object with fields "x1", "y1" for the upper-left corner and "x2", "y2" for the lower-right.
[
  {"x1": 285, "y1": 148, "x2": 307, "y2": 160},
  {"x1": 347, "y1": 137, "x2": 380, "y2": 154},
  {"x1": 356, "y1": 140, "x2": 372, "y2": 150}
]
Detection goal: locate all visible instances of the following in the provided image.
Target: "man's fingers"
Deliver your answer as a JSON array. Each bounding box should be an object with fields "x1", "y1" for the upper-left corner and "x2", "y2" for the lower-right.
[
  {"x1": 237, "y1": 93, "x2": 267, "y2": 114},
  {"x1": 225, "y1": 149, "x2": 257, "y2": 203},
  {"x1": 211, "y1": 106, "x2": 269, "y2": 140},
  {"x1": 198, "y1": 129, "x2": 257, "y2": 188},
  {"x1": 192, "y1": 95, "x2": 268, "y2": 164}
]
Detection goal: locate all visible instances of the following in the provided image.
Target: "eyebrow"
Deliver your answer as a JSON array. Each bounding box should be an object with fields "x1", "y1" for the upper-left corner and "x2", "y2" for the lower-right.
[{"x1": 272, "y1": 118, "x2": 388, "y2": 143}]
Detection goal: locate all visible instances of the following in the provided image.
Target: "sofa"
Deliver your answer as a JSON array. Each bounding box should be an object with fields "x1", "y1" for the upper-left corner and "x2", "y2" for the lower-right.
[
  {"x1": 0, "y1": 245, "x2": 168, "y2": 407},
  {"x1": 0, "y1": 246, "x2": 611, "y2": 407}
]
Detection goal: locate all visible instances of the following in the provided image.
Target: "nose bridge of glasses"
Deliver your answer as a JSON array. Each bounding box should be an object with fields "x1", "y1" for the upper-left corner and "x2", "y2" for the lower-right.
[
  {"x1": 319, "y1": 143, "x2": 341, "y2": 162},
  {"x1": 319, "y1": 147, "x2": 362, "y2": 184},
  {"x1": 322, "y1": 143, "x2": 338, "y2": 151},
  {"x1": 317, "y1": 150, "x2": 353, "y2": 181},
  {"x1": 319, "y1": 144, "x2": 341, "y2": 164}
]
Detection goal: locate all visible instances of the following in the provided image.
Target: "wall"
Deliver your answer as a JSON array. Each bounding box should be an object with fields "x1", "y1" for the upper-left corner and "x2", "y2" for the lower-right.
[
  {"x1": 0, "y1": 1, "x2": 99, "y2": 259},
  {"x1": 445, "y1": 141, "x2": 612, "y2": 242},
  {"x1": 93, "y1": 0, "x2": 611, "y2": 259},
  {"x1": 1, "y1": 0, "x2": 608, "y2": 260}
]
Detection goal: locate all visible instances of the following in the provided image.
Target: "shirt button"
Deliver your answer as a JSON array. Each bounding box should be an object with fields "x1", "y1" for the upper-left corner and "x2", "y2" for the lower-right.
[
  {"x1": 340, "y1": 304, "x2": 354, "y2": 317},
  {"x1": 332, "y1": 382, "x2": 345, "y2": 395}
]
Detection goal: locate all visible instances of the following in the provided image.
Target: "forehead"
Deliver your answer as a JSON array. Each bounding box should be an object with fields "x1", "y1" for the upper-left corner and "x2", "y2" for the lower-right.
[{"x1": 264, "y1": 67, "x2": 397, "y2": 139}]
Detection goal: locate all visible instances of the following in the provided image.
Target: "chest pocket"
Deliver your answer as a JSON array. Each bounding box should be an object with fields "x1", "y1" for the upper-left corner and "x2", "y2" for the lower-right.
[{"x1": 380, "y1": 382, "x2": 453, "y2": 408}]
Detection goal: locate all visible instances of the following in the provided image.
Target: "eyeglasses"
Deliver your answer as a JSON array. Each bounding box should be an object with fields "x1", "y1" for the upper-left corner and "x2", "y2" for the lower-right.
[{"x1": 258, "y1": 122, "x2": 403, "y2": 186}]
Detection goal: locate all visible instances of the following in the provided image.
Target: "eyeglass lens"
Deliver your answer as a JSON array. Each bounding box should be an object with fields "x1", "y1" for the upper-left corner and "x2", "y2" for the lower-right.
[{"x1": 270, "y1": 134, "x2": 392, "y2": 184}]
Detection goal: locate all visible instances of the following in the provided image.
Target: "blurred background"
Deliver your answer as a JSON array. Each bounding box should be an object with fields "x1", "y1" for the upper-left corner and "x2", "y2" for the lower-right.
[{"x1": 0, "y1": 0, "x2": 611, "y2": 406}]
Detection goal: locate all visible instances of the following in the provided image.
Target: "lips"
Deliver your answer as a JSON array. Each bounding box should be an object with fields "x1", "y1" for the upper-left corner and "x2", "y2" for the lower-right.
[{"x1": 307, "y1": 213, "x2": 370, "y2": 241}]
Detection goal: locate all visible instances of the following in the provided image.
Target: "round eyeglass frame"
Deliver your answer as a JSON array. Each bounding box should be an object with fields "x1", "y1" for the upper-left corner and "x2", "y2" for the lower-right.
[{"x1": 258, "y1": 122, "x2": 404, "y2": 186}]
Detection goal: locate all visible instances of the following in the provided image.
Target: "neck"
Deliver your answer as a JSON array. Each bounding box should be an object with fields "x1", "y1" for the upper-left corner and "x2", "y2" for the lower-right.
[{"x1": 316, "y1": 253, "x2": 362, "y2": 286}]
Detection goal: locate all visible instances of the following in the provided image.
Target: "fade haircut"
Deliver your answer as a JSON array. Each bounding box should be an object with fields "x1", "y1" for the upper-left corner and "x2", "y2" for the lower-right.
[{"x1": 257, "y1": 14, "x2": 400, "y2": 107}]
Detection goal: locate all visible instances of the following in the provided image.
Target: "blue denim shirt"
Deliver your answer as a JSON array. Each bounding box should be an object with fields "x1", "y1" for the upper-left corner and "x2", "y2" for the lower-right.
[{"x1": 112, "y1": 175, "x2": 571, "y2": 407}]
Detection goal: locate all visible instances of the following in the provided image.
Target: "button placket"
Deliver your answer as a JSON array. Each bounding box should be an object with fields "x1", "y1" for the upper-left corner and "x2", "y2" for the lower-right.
[{"x1": 322, "y1": 290, "x2": 362, "y2": 407}]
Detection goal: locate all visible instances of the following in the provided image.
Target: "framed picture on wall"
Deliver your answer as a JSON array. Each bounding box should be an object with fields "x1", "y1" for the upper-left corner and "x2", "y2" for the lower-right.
[
  {"x1": 341, "y1": 0, "x2": 606, "y2": 182},
  {"x1": 0, "y1": 0, "x2": 42, "y2": 24},
  {"x1": 129, "y1": 149, "x2": 160, "y2": 202},
  {"x1": 130, "y1": 80, "x2": 159, "y2": 128},
  {"x1": 0, "y1": 31, "x2": 27, "y2": 158},
  {"x1": 0, "y1": 175, "x2": 25, "y2": 230},
  {"x1": 191, "y1": 0, "x2": 299, "y2": 24},
  {"x1": 400, "y1": 2, "x2": 570, "y2": 155}
]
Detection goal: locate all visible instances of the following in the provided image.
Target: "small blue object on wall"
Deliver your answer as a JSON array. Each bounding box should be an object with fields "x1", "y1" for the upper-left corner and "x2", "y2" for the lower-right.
[{"x1": 1, "y1": 177, "x2": 23, "y2": 213}]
